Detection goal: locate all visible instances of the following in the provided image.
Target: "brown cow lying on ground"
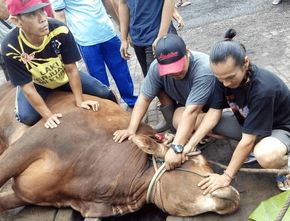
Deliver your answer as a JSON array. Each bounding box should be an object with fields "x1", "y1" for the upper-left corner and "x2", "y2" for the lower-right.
[{"x1": 0, "y1": 83, "x2": 239, "y2": 219}]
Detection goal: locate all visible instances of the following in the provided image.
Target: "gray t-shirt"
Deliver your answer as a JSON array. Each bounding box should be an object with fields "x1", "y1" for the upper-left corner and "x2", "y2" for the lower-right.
[{"x1": 141, "y1": 51, "x2": 215, "y2": 106}]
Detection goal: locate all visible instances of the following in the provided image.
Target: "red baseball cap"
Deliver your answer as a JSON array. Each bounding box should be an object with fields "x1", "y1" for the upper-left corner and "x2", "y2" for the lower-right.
[
  {"x1": 156, "y1": 34, "x2": 187, "y2": 76},
  {"x1": 6, "y1": 0, "x2": 50, "y2": 16}
]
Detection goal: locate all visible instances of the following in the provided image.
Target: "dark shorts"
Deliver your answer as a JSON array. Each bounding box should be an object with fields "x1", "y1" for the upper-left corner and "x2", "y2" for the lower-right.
[{"x1": 212, "y1": 110, "x2": 290, "y2": 153}]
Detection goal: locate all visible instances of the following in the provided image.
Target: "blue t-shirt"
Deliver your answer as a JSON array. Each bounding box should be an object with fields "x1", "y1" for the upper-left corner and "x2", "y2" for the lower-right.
[
  {"x1": 51, "y1": 0, "x2": 116, "y2": 46},
  {"x1": 141, "y1": 51, "x2": 215, "y2": 106},
  {"x1": 126, "y1": 0, "x2": 175, "y2": 46},
  {"x1": 209, "y1": 65, "x2": 290, "y2": 136}
]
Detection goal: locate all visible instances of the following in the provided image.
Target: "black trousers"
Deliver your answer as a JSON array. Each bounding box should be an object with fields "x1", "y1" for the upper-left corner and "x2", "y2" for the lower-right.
[{"x1": 132, "y1": 44, "x2": 155, "y2": 77}]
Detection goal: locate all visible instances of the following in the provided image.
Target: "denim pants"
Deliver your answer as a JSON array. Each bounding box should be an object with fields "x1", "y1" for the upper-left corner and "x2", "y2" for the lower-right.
[
  {"x1": 15, "y1": 71, "x2": 114, "y2": 126},
  {"x1": 78, "y1": 35, "x2": 137, "y2": 107},
  {"x1": 132, "y1": 44, "x2": 155, "y2": 77}
]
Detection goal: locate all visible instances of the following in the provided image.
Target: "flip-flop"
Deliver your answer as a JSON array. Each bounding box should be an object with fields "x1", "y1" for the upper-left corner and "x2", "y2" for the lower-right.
[
  {"x1": 272, "y1": 0, "x2": 282, "y2": 5},
  {"x1": 175, "y1": 2, "x2": 182, "y2": 8},
  {"x1": 277, "y1": 174, "x2": 290, "y2": 191},
  {"x1": 197, "y1": 137, "x2": 216, "y2": 151},
  {"x1": 243, "y1": 153, "x2": 257, "y2": 164},
  {"x1": 181, "y1": 1, "x2": 191, "y2": 7}
]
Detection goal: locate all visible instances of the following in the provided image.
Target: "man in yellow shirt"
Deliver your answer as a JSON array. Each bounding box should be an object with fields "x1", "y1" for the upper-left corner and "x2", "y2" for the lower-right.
[{"x1": 1, "y1": 0, "x2": 117, "y2": 129}]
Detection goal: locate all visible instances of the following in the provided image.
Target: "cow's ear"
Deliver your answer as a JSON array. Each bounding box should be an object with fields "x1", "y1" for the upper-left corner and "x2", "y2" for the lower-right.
[{"x1": 130, "y1": 135, "x2": 168, "y2": 158}]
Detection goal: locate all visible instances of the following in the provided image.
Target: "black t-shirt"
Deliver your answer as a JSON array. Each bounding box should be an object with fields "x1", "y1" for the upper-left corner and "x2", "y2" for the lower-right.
[
  {"x1": 210, "y1": 64, "x2": 290, "y2": 137},
  {"x1": 1, "y1": 19, "x2": 81, "y2": 89}
]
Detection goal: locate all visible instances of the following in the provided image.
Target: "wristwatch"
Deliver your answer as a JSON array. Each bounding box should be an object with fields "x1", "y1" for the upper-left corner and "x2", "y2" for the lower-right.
[{"x1": 170, "y1": 144, "x2": 184, "y2": 154}]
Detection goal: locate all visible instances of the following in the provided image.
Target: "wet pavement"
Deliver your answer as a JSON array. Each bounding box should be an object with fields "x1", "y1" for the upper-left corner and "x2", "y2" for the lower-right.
[{"x1": 0, "y1": 0, "x2": 290, "y2": 220}]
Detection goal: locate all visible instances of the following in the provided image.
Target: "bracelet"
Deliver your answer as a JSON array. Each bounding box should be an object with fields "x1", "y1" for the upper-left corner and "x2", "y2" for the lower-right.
[{"x1": 223, "y1": 171, "x2": 234, "y2": 180}]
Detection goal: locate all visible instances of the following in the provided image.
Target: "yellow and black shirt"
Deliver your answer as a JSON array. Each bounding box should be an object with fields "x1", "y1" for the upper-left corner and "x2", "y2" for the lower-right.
[{"x1": 1, "y1": 19, "x2": 81, "y2": 89}]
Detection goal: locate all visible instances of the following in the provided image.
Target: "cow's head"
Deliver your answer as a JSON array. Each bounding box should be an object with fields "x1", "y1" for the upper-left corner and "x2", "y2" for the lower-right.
[{"x1": 131, "y1": 135, "x2": 240, "y2": 216}]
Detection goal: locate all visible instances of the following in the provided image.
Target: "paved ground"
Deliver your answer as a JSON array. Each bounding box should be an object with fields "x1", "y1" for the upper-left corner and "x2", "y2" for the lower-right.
[{"x1": 0, "y1": 0, "x2": 290, "y2": 220}]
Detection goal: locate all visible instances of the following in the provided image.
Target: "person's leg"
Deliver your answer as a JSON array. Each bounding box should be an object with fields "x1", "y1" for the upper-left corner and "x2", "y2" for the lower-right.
[
  {"x1": 212, "y1": 110, "x2": 242, "y2": 140},
  {"x1": 15, "y1": 85, "x2": 50, "y2": 126},
  {"x1": 133, "y1": 45, "x2": 148, "y2": 77},
  {"x1": 59, "y1": 71, "x2": 117, "y2": 103},
  {"x1": 253, "y1": 129, "x2": 290, "y2": 190},
  {"x1": 78, "y1": 44, "x2": 110, "y2": 86},
  {"x1": 254, "y1": 130, "x2": 289, "y2": 169},
  {"x1": 144, "y1": 45, "x2": 155, "y2": 73},
  {"x1": 173, "y1": 109, "x2": 242, "y2": 139},
  {"x1": 153, "y1": 91, "x2": 175, "y2": 132},
  {"x1": 101, "y1": 36, "x2": 137, "y2": 107}
]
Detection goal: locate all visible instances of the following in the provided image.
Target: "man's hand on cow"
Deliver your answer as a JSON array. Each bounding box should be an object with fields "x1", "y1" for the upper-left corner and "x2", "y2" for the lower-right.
[
  {"x1": 198, "y1": 173, "x2": 232, "y2": 195},
  {"x1": 78, "y1": 100, "x2": 99, "y2": 111},
  {"x1": 164, "y1": 148, "x2": 186, "y2": 170},
  {"x1": 113, "y1": 129, "x2": 135, "y2": 143},
  {"x1": 44, "y1": 113, "x2": 62, "y2": 129}
]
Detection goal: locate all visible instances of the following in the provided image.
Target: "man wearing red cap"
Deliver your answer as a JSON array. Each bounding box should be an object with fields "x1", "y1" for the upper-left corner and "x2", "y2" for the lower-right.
[
  {"x1": 113, "y1": 34, "x2": 215, "y2": 170},
  {"x1": 1, "y1": 0, "x2": 117, "y2": 129}
]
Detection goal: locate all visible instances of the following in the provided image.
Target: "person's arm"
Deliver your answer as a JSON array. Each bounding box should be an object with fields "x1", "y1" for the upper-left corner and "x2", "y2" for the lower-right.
[
  {"x1": 102, "y1": 0, "x2": 120, "y2": 27},
  {"x1": 173, "y1": 8, "x2": 184, "y2": 30},
  {"x1": 164, "y1": 104, "x2": 204, "y2": 170},
  {"x1": 64, "y1": 63, "x2": 99, "y2": 111},
  {"x1": 225, "y1": 133, "x2": 256, "y2": 180},
  {"x1": 152, "y1": 0, "x2": 174, "y2": 51},
  {"x1": 0, "y1": 0, "x2": 9, "y2": 20},
  {"x1": 113, "y1": 94, "x2": 151, "y2": 143},
  {"x1": 53, "y1": 9, "x2": 67, "y2": 24},
  {"x1": 64, "y1": 63, "x2": 84, "y2": 106},
  {"x1": 21, "y1": 82, "x2": 62, "y2": 128},
  {"x1": 119, "y1": 0, "x2": 131, "y2": 59},
  {"x1": 183, "y1": 108, "x2": 222, "y2": 153},
  {"x1": 198, "y1": 133, "x2": 256, "y2": 194},
  {"x1": 174, "y1": 105, "x2": 203, "y2": 145}
]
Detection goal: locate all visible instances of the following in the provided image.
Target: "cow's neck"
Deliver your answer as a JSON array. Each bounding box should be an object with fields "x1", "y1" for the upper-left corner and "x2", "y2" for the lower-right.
[
  {"x1": 108, "y1": 160, "x2": 155, "y2": 215},
  {"x1": 145, "y1": 160, "x2": 167, "y2": 212}
]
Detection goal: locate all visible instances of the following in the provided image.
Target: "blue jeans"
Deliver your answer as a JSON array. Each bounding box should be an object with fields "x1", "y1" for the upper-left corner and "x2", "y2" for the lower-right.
[
  {"x1": 78, "y1": 36, "x2": 137, "y2": 107},
  {"x1": 15, "y1": 71, "x2": 115, "y2": 126}
]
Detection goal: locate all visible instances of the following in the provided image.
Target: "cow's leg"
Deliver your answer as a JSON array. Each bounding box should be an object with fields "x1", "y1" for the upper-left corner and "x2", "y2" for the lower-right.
[{"x1": 0, "y1": 190, "x2": 28, "y2": 212}]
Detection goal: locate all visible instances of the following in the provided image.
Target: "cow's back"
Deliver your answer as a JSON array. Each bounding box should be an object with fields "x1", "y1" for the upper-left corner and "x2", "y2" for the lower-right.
[{"x1": 1, "y1": 90, "x2": 155, "y2": 217}]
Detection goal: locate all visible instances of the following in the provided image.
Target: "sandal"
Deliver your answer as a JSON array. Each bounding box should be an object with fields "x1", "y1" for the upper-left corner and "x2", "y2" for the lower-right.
[
  {"x1": 181, "y1": 1, "x2": 191, "y2": 7},
  {"x1": 197, "y1": 137, "x2": 216, "y2": 151},
  {"x1": 272, "y1": 0, "x2": 282, "y2": 5},
  {"x1": 243, "y1": 153, "x2": 257, "y2": 164},
  {"x1": 175, "y1": 2, "x2": 182, "y2": 8},
  {"x1": 277, "y1": 174, "x2": 290, "y2": 191}
]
